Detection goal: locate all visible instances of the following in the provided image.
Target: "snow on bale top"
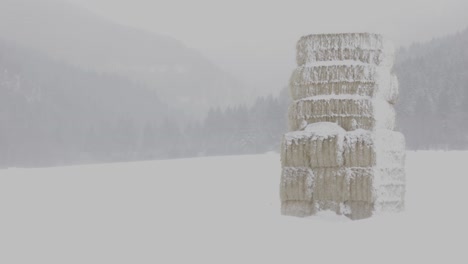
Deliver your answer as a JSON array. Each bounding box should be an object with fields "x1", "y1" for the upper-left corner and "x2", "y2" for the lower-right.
[
  {"x1": 296, "y1": 33, "x2": 394, "y2": 67},
  {"x1": 284, "y1": 122, "x2": 346, "y2": 144},
  {"x1": 304, "y1": 122, "x2": 347, "y2": 135}
]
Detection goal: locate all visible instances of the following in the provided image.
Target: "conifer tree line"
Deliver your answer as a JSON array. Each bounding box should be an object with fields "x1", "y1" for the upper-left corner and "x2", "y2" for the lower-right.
[
  {"x1": 161, "y1": 89, "x2": 290, "y2": 159},
  {"x1": 394, "y1": 28, "x2": 468, "y2": 149},
  {"x1": 1, "y1": 28, "x2": 468, "y2": 167}
]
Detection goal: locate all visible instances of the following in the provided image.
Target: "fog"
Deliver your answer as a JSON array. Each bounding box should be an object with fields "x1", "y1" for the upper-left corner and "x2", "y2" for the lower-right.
[
  {"x1": 1, "y1": 0, "x2": 468, "y2": 167},
  {"x1": 2, "y1": 3, "x2": 468, "y2": 263},
  {"x1": 67, "y1": 0, "x2": 468, "y2": 95}
]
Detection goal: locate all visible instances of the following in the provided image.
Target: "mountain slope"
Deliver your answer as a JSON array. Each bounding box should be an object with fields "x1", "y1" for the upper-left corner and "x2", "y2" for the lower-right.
[
  {"x1": 0, "y1": 38, "x2": 174, "y2": 167},
  {"x1": 0, "y1": 0, "x2": 245, "y2": 117}
]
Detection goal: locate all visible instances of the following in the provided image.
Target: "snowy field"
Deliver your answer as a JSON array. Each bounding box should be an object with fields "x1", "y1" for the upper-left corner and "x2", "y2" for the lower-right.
[{"x1": 1, "y1": 151, "x2": 467, "y2": 263}]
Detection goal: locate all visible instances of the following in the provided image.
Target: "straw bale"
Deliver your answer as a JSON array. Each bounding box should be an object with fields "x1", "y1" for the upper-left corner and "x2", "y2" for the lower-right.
[
  {"x1": 281, "y1": 122, "x2": 345, "y2": 168},
  {"x1": 280, "y1": 167, "x2": 314, "y2": 201}
]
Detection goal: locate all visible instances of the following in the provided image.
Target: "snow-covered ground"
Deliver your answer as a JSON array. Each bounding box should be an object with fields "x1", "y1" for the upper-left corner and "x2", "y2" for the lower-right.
[{"x1": 1, "y1": 151, "x2": 467, "y2": 263}]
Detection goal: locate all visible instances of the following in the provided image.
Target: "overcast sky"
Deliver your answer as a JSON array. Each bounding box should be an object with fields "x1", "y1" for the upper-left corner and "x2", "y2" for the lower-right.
[{"x1": 66, "y1": 0, "x2": 468, "y2": 96}]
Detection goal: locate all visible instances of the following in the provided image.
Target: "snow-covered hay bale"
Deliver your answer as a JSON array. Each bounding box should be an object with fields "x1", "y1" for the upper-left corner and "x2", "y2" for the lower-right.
[
  {"x1": 288, "y1": 98, "x2": 395, "y2": 131},
  {"x1": 280, "y1": 32, "x2": 405, "y2": 220},
  {"x1": 342, "y1": 129, "x2": 405, "y2": 168},
  {"x1": 296, "y1": 33, "x2": 394, "y2": 67},
  {"x1": 281, "y1": 125, "x2": 405, "y2": 169},
  {"x1": 280, "y1": 167, "x2": 314, "y2": 201},
  {"x1": 374, "y1": 167, "x2": 406, "y2": 186},
  {"x1": 374, "y1": 129, "x2": 406, "y2": 168},
  {"x1": 342, "y1": 130, "x2": 375, "y2": 167},
  {"x1": 290, "y1": 65, "x2": 377, "y2": 86},
  {"x1": 310, "y1": 168, "x2": 395, "y2": 206},
  {"x1": 298, "y1": 48, "x2": 384, "y2": 66},
  {"x1": 280, "y1": 167, "x2": 406, "y2": 219},
  {"x1": 298, "y1": 33, "x2": 384, "y2": 51},
  {"x1": 290, "y1": 81, "x2": 376, "y2": 100},
  {"x1": 290, "y1": 96, "x2": 374, "y2": 118},
  {"x1": 289, "y1": 71, "x2": 399, "y2": 103},
  {"x1": 289, "y1": 115, "x2": 373, "y2": 132},
  {"x1": 281, "y1": 123, "x2": 345, "y2": 168},
  {"x1": 372, "y1": 167, "x2": 406, "y2": 214},
  {"x1": 311, "y1": 168, "x2": 373, "y2": 203}
]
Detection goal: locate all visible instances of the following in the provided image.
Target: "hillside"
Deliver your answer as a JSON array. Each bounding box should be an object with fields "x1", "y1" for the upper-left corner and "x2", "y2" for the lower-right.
[
  {"x1": 1, "y1": 151, "x2": 466, "y2": 263},
  {"x1": 0, "y1": 39, "x2": 174, "y2": 167},
  {"x1": 2, "y1": 0, "x2": 466, "y2": 168},
  {"x1": 0, "y1": 0, "x2": 245, "y2": 117}
]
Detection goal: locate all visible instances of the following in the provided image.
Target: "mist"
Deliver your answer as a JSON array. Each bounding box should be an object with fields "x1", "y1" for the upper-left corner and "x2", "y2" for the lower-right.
[
  {"x1": 66, "y1": 0, "x2": 468, "y2": 95},
  {"x1": 1, "y1": 0, "x2": 468, "y2": 167},
  {"x1": 2, "y1": 2, "x2": 468, "y2": 262}
]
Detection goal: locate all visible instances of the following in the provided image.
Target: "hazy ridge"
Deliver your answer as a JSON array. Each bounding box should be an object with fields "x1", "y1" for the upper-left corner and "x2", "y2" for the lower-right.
[
  {"x1": 1, "y1": 0, "x2": 467, "y2": 167},
  {"x1": 0, "y1": 0, "x2": 245, "y2": 118}
]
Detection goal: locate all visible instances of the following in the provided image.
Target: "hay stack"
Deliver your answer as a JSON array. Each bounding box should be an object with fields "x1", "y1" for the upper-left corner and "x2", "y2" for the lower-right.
[{"x1": 280, "y1": 33, "x2": 406, "y2": 220}]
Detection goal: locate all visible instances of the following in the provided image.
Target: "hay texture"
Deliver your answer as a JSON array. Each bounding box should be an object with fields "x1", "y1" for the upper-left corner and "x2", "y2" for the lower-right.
[
  {"x1": 280, "y1": 33, "x2": 406, "y2": 220},
  {"x1": 281, "y1": 122, "x2": 345, "y2": 168},
  {"x1": 289, "y1": 68, "x2": 399, "y2": 103},
  {"x1": 281, "y1": 126, "x2": 405, "y2": 168},
  {"x1": 296, "y1": 33, "x2": 394, "y2": 67},
  {"x1": 288, "y1": 96, "x2": 396, "y2": 131},
  {"x1": 280, "y1": 167, "x2": 406, "y2": 220}
]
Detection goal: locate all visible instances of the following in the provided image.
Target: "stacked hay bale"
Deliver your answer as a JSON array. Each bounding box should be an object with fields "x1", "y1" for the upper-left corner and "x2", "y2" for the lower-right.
[{"x1": 280, "y1": 33, "x2": 406, "y2": 220}]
